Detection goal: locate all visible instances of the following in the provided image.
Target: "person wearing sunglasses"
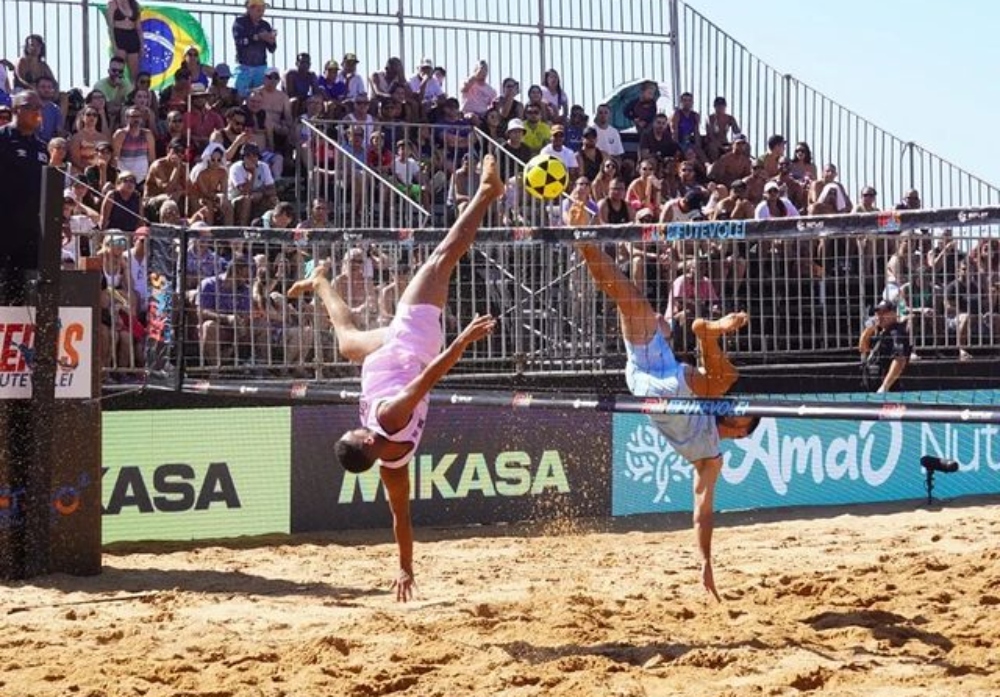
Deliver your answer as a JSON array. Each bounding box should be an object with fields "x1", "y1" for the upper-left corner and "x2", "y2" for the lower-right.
[
  {"x1": 100, "y1": 170, "x2": 143, "y2": 232},
  {"x1": 93, "y1": 57, "x2": 132, "y2": 129},
  {"x1": 0, "y1": 90, "x2": 50, "y2": 282}
]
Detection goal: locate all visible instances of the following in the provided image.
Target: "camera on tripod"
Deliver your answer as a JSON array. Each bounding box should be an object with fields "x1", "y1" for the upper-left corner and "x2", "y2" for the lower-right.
[
  {"x1": 920, "y1": 456, "x2": 959, "y2": 505},
  {"x1": 921, "y1": 456, "x2": 959, "y2": 474}
]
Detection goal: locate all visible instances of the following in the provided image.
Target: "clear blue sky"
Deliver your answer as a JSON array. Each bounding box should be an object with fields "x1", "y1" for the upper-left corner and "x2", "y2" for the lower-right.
[{"x1": 689, "y1": 0, "x2": 1000, "y2": 187}]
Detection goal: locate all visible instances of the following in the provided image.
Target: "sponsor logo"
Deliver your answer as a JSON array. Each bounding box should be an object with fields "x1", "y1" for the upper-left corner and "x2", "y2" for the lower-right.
[
  {"x1": 290, "y1": 382, "x2": 308, "y2": 399},
  {"x1": 241, "y1": 230, "x2": 263, "y2": 240},
  {"x1": 338, "y1": 449, "x2": 570, "y2": 503},
  {"x1": 342, "y1": 233, "x2": 363, "y2": 241},
  {"x1": 511, "y1": 392, "x2": 534, "y2": 408},
  {"x1": 450, "y1": 393, "x2": 473, "y2": 404},
  {"x1": 879, "y1": 403, "x2": 907, "y2": 421},
  {"x1": 957, "y1": 210, "x2": 988, "y2": 224},
  {"x1": 796, "y1": 220, "x2": 825, "y2": 232},
  {"x1": 660, "y1": 398, "x2": 751, "y2": 417},
  {"x1": 876, "y1": 211, "x2": 902, "y2": 232},
  {"x1": 0, "y1": 474, "x2": 93, "y2": 528},
  {"x1": 573, "y1": 229, "x2": 599, "y2": 240},
  {"x1": 238, "y1": 385, "x2": 258, "y2": 395},
  {"x1": 0, "y1": 307, "x2": 93, "y2": 399},
  {"x1": 103, "y1": 463, "x2": 241, "y2": 515},
  {"x1": 665, "y1": 220, "x2": 747, "y2": 242},
  {"x1": 192, "y1": 380, "x2": 211, "y2": 393}
]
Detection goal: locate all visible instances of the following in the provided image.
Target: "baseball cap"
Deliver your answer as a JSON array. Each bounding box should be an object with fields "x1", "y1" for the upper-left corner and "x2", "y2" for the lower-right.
[
  {"x1": 265, "y1": 66, "x2": 281, "y2": 78},
  {"x1": 419, "y1": 57, "x2": 433, "y2": 68},
  {"x1": 862, "y1": 186, "x2": 877, "y2": 196},
  {"x1": 551, "y1": 124, "x2": 565, "y2": 135},
  {"x1": 190, "y1": 83, "x2": 208, "y2": 96},
  {"x1": 764, "y1": 181, "x2": 780, "y2": 193},
  {"x1": 343, "y1": 53, "x2": 359, "y2": 63},
  {"x1": 324, "y1": 60, "x2": 339, "y2": 70},
  {"x1": 732, "y1": 134, "x2": 748, "y2": 143},
  {"x1": 214, "y1": 63, "x2": 232, "y2": 79},
  {"x1": 875, "y1": 300, "x2": 897, "y2": 314},
  {"x1": 63, "y1": 187, "x2": 77, "y2": 202},
  {"x1": 506, "y1": 118, "x2": 526, "y2": 134}
]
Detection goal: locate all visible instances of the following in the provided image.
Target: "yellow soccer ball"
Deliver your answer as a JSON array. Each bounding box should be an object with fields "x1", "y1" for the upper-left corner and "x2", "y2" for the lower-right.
[{"x1": 523, "y1": 154, "x2": 569, "y2": 201}]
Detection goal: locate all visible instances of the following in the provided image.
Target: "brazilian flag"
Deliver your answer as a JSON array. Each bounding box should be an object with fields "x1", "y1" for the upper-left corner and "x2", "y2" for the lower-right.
[{"x1": 99, "y1": 4, "x2": 212, "y2": 90}]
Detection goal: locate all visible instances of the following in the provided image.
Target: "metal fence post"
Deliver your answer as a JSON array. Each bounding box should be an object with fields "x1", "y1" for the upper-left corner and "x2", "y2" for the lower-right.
[
  {"x1": 783, "y1": 73, "x2": 793, "y2": 142},
  {"x1": 397, "y1": 0, "x2": 406, "y2": 68},
  {"x1": 905, "y1": 141, "x2": 916, "y2": 192},
  {"x1": 537, "y1": 0, "x2": 547, "y2": 78},
  {"x1": 82, "y1": 0, "x2": 92, "y2": 86},
  {"x1": 668, "y1": 0, "x2": 682, "y2": 107}
]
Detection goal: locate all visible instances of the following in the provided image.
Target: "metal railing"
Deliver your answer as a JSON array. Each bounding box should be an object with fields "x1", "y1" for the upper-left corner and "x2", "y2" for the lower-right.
[
  {"x1": 674, "y1": 2, "x2": 1000, "y2": 210},
  {"x1": 98, "y1": 218, "x2": 1000, "y2": 384},
  {"x1": 299, "y1": 119, "x2": 570, "y2": 231},
  {"x1": 5, "y1": 0, "x2": 673, "y2": 110}
]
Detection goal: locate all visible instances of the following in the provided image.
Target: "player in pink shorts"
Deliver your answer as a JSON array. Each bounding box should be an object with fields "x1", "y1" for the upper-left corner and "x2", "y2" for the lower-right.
[{"x1": 288, "y1": 155, "x2": 504, "y2": 601}]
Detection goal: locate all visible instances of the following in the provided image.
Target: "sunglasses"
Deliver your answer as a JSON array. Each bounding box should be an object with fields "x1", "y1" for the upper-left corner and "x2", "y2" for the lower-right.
[
  {"x1": 863, "y1": 192, "x2": 876, "y2": 197},
  {"x1": 109, "y1": 69, "x2": 124, "y2": 76},
  {"x1": 169, "y1": 117, "x2": 183, "y2": 123},
  {"x1": 120, "y1": 177, "x2": 137, "y2": 184},
  {"x1": 266, "y1": 74, "x2": 280, "y2": 80}
]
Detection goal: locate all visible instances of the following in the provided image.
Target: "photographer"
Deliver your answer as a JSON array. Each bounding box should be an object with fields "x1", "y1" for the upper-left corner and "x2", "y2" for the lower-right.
[{"x1": 859, "y1": 300, "x2": 911, "y2": 393}]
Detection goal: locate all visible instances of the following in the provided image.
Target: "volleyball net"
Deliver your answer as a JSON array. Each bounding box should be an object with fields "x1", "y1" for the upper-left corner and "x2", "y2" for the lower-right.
[{"x1": 108, "y1": 203, "x2": 1000, "y2": 423}]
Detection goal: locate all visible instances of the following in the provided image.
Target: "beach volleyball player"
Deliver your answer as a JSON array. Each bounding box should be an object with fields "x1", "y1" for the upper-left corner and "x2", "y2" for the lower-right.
[
  {"x1": 288, "y1": 155, "x2": 504, "y2": 601},
  {"x1": 576, "y1": 243, "x2": 760, "y2": 600}
]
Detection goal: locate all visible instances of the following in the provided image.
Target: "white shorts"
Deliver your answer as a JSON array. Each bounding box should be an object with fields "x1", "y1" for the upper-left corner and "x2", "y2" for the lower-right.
[{"x1": 386, "y1": 302, "x2": 443, "y2": 364}]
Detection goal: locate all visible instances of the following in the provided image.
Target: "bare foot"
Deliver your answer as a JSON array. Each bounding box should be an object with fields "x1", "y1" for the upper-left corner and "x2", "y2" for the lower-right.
[
  {"x1": 287, "y1": 261, "x2": 330, "y2": 299},
  {"x1": 692, "y1": 312, "x2": 749, "y2": 338},
  {"x1": 477, "y1": 154, "x2": 505, "y2": 202}
]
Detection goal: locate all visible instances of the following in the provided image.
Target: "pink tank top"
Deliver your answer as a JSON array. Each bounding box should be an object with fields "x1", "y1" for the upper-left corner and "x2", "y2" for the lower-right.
[{"x1": 360, "y1": 344, "x2": 429, "y2": 469}]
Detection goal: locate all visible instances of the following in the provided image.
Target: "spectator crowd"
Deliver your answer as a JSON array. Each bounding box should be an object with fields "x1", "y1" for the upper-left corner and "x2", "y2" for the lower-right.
[{"x1": 1, "y1": 0, "x2": 996, "y2": 380}]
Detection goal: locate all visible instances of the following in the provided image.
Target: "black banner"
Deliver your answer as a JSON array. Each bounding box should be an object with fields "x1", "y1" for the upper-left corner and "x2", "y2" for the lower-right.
[
  {"x1": 150, "y1": 205, "x2": 1000, "y2": 245},
  {"x1": 290, "y1": 404, "x2": 612, "y2": 532}
]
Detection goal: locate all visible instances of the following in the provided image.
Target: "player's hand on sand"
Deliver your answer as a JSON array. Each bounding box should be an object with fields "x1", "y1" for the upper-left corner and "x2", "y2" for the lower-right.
[
  {"x1": 393, "y1": 569, "x2": 416, "y2": 602},
  {"x1": 458, "y1": 314, "x2": 497, "y2": 345},
  {"x1": 702, "y1": 561, "x2": 721, "y2": 602}
]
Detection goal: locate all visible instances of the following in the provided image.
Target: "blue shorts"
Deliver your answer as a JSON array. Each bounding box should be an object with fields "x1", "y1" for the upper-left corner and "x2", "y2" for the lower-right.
[
  {"x1": 234, "y1": 64, "x2": 268, "y2": 98},
  {"x1": 625, "y1": 331, "x2": 721, "y2": 463}
]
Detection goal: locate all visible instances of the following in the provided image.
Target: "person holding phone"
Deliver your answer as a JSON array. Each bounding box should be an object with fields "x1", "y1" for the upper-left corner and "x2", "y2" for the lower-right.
[{"x1": 232, "y1": 0, "x2": 277, "y2": 97}]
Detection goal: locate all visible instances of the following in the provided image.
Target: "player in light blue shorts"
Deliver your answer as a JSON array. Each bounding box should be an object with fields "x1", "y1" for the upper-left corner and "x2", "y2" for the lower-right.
[{"x1": 576, "y1": 242, "x2": 760, "y2": 601}]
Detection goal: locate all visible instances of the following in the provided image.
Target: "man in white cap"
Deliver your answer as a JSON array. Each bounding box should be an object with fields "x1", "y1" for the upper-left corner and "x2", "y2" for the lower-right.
[
  {"x1": 232, "y1": 0, "x2": 277, "y2": 97},
  {"x1": 408, "y1": 57, "x2": 443, "y2": 108}
]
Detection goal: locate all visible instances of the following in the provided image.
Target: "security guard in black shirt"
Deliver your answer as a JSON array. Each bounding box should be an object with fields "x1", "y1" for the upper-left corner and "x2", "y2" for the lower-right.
[
  {"x1": 859, "y1": 300, "x2": 912, "y2": 393},
  {"x1": 0, "y1": 90, "x2": 50, "y2": 286}
]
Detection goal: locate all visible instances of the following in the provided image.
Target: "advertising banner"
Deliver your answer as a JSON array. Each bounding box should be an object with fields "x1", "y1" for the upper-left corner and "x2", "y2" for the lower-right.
[
  {"x1": 102, "y1": 408, "x2": 291, "y2": 543},
  {"x1": 612, "y1": 390, "x2": 1000, "y2": 516},
  {"x1": 291, "y1": 405, "x2": 612, "y2": 531},
  {"x1": 0, "y1": 307, "x2": 93, "y2": 399}
]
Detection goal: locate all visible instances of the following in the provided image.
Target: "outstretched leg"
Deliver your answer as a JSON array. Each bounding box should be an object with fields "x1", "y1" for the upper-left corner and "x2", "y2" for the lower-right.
[
  {"x1": 575, "y1": 243, "x2": 660, "y2": 345},
  {"x1": 287, "y1": 262, "x2": 388, "y2": 363},
  {"x1": 687, "y1": 313, "x2": 748, "y2": 397},
  {"x1": 398, "y1": 155, "x2": 505, "y2": 309}
]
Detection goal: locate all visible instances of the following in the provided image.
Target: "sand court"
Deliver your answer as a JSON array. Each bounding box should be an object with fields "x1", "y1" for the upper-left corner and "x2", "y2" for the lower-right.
[{"x1": 2, "y1": 499, "x2": 998, "y2": 697}]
